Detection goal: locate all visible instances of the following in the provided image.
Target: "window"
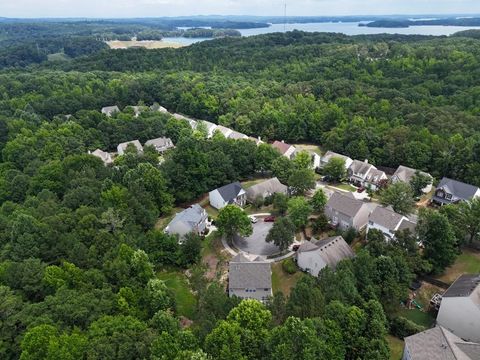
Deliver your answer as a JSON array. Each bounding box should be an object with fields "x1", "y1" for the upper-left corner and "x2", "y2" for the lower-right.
[{"x1": 446, "y1": 194, "x2": 452, "y2": 200}]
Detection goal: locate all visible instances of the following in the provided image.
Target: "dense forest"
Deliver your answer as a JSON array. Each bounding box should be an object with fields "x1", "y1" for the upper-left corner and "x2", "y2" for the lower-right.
[{"x1": 1, "y1": 27, "x2": 480, "y2": 359}]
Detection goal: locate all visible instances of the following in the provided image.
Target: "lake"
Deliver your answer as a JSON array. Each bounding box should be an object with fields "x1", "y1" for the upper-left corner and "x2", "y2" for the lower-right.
[{"x1": 164, "y1": 21, "x2": 480, "y2": 46}]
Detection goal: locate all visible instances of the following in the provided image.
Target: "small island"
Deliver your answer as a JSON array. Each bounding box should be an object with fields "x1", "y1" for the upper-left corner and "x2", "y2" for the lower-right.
[{"x1": 361, "y1": 17, "x2": 480, "y2": 28}]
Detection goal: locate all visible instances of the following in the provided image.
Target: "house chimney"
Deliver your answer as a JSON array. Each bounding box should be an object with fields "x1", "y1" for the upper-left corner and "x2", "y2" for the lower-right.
[{"x1": 364, "y1": 159, "x2": 369, "y2": 163}]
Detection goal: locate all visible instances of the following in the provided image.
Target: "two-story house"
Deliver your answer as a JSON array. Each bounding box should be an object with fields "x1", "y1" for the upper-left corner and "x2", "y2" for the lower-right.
[
  {"x1": 348, "y1": 159, "x2": 387, "y2": 191},
  {"x1": 272, "y1": 141, "x2": 297, "y2": 160},
  {"x1": 432, "y1": 177, "x2": 480, "y2": 206},
  {"x1": 165, "y1": 204, "x2": 209, "y2": 242},
  {"x1": 209, "y1": 182, "x2": 246, "y2": 210},
  {"x1": 367, "y1": 206, "x2": 416, "y2": 240},
  {"x1": 324, "y1": 192, "x2": 373, "y2": 231},
  {"x1": 145, "y1": 137, "x2": 175, "y2": 154},
  {"x1": 319, "y1": 151, "x2": 353, "y2": 170},
  {"x1": 392, "y1": 165, "x2": 433, "y2": 194}
]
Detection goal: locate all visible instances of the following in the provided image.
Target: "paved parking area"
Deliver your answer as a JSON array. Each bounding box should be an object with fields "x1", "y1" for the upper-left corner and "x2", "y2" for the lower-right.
[{"x1": 233, "y1": 218, "x2": 280, "y2": 256}]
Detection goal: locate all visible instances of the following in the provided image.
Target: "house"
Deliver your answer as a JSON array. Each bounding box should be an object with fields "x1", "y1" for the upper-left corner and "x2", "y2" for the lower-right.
[
  {"x1": 367, "y1": 206, "x2": 416, "y2": 240},
  {"x1": 145, "y1": 137, "x2": 175, "y2": 154},
  {"x1": 296, "y1": 236, "x2": 355, "y2": 277},
  {"x1": 348, "y1": 160, "x2": 387, "y2": 191},
  {"x1": 165, "y1": 204, "x2": 208, "y2": 241},
  {"x1": 309, "y1": 151, "x2": 322, "y2": 170},
  {"x1": 402, "y1": 326, "x2": 480, "y2": 360},
  {"x1": 130, "y1": 106, "x2": 145, "y2": 118},
  {"x1": 320, "y1": 151, "x2": 353, "y2": 170},
  {"x1": 150, "y1": 103, "x2": 169, "y2": 113},
  {"x1": 201, "y1": 120, "x2": 218, "y2": 138},
  {"x1": 101, "y1": 106, "x2": 120, "y2": 117},
  {"x1": 173, "y1": 113, "x2": 197, "y2": 129},
  {"x1": 228, "y1": 131, "x2": 248, "y2": 140},
  {"x1": 228, "y1": 253, "x2": 272, "y2": 302},
  {"x1": 90, "y1": 149, "x2": 113, "y2": 166},
  {"x1": 215, "y1": 125, "x2": 233, "y2": 138},
  {"x1": 245, "y1": 177, "x2": 288, "y2": 203},
  {"x1": 392, "y1": 165, "x2": 433, "y2": 194},
  {"x1": 432, "y1": 177, "x2": 480, "y2": 206},
  {"x1": 437, "y1": 274, "x2": 480, "y2": 342},
  {"x1": 117, "y1": 140, "x2": 143, "y2": 156},
  {"x1": 209, "y1": 182, "x2": 247, "y2": 210},
  {"x1": 248, "y1": 137, "x2": 264, "y2": 146},
  {"x1": 324, "y1": 191, "x2": 372, "y2": 230},
  {"x1": 272, "y1": 141, "x2": 297, "y2": 160}
]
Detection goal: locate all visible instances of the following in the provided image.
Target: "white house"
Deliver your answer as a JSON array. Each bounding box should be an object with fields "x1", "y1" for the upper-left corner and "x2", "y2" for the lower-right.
[
  {"x1": 437, "y1": 274, "x2": 480, "y2": 343},
  {"x1": 392, "y1": 165, "x2": 433, "y2": 194},
  {"x1": 144, "y1": 137, "x2": 175, "y2": 153},
  {"x1": 367, "y1": 206, "x2": 416, "y2": 240},
  {"x1": 117, "y1": 140, "x2": 143, "y2": 156},
  {"x1": 272, "y1": 141, "x2": 297, "y2": 160},
  {"x1": 90, "y1": 149, "x2": 113, "y2": 166},
  {"x1": 201, "y1": 120, "x2": 218, "y2": 138},
  {"x1": 165, "y1": 204, "x2": 208, "y2": 242},
  {"x1": 209, "y1": 182, "x2": 246, "y2": 210},
  {"x1": 402, "y1": 326, "x2": 480, "y2": 360},
  {"x1": 228, "y1": 131, "x2": 249, "y2": 140},
  {"x1": 348, "y1": 159, "x2": 387, "y2": 191},
  {"x1": 320, "y1": 151, "x2": 353, "y2": 170},
  {"x1": 101, "y1": 106, "x2": 120, "y2": 117},
  {"x1": 296, "y1": 236, "x2": 355, "y2": 277},
  {"x1": 174, "y1": 113, "x2": 197, "y2": 129}
]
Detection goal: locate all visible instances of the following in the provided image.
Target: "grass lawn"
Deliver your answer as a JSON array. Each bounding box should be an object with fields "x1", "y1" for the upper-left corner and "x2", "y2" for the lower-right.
[
  {"x1": 328, "y1": 183, "x2": 357, "y2": 192},
  {"x1": 271, "y1": 261, "x2": 304, "y2": 296},
  {"x1": 386, "y1": 335, "x2": 404, "y2": 360},
  {"x1": 241, "y1": 178, "x2": 269, "y2": 189},
  {"x1": 293, "y1": 143, "x2": 324, "y2": 155},
  {"x1": 154, "y1": 207, "x2": 183, "y2": 230},
  {"x1": 157, "y1": 271, "x2": 197, "y2": 319},
  {"x1": 436, "y1": 249, "x2": 480, "y2": 284},
  {"x1": 398, "y1": 308, "x2": 434, "y2": 328}
]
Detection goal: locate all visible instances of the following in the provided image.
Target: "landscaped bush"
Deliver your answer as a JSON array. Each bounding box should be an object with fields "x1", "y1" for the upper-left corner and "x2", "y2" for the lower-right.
[
  {"x1": 282, "y1": 258, "x2": 297, "y2": 274},
  {"x1": 390, "y1": 316, "x2": 425, "y2": 339},
  {"x1": 342, "y1": 227, "x2": 358, "y2": 244}
]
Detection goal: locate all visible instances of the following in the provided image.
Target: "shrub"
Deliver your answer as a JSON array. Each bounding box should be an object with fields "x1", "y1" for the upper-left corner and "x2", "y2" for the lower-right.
[
  {"x1": 342, "y1": 227, "x2": 357, "y2": 244},
  {"x1": 282, "y1": 258, "x2": 297, "y2": 274},
  {"x1": 390, "y1": 316, "x2": 425, "y2": 339}
]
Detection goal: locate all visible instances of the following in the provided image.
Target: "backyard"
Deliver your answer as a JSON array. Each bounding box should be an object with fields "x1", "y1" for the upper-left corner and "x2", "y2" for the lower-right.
[
  {"x1": 157, "y1": 271, "x2": 197, "y2": 319},
  {"x1": 387, "y1": 335, "x2": 404, "y2": 360},
  {"x1": 436, "y1": 248, "x2": 480, "y2": 284},
  {"x1": 271, "y1": 261, "x2": 304, "y2": 296}
]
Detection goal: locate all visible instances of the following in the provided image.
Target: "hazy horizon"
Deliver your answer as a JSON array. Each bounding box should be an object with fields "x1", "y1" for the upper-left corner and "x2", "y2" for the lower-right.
[{"x1": 1, "y1": 1, "x2": 480, "y2": 19}]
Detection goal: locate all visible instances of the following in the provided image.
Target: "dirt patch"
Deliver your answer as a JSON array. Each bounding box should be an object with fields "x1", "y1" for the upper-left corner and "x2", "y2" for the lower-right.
[{"x1": 203, "y1": 254, "x2": 219, "y2": 280}]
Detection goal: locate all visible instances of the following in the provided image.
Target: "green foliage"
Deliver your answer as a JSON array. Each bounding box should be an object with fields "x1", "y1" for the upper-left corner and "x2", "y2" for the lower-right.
[
  {"x1": 216, "y1": 205, "x2": 252, "y2": 241},
  {"x1": 310, "y1": 188, "x2": 327, "y2": 213},
  {"x1": 287, "y1": 197, "x2": 313, "y2": 230},
  {"x1": 272, "y1": 192, "x2": 288, "y2": 215},
  {"x1": 323, "y1": 157, "x2": 346, "y2": 183},
  {"x1": 288, "y1": 168, "x2": 316, "y2": 195},
  {"x1": 380, "y1": 182, "x2": 415, "y2": 215},
  {"x1": 410, "y1": 171, "x2": 432, "y2": 197},
  {"x1": 390, "y1": 316, "x2": 425, "y2": 339},
  {"x1": 266, "y1": 216, "x2": 296, "y2": 251},
  {"x1": 282, "y1": 258, "x2": 297, "y2": 274}
]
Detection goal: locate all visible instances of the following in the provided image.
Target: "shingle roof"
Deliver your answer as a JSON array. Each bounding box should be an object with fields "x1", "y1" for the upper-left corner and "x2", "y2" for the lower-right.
[
  {"x1": 436, "y1": 177, "x2": 480, "y2": 201},
  {"x1": 349, "y1": 160, "x2": 374, "y2": 177},
  {"x1": 364, "y1": 168, "x2": 387, "y2": 184},
  {"x1": 322, "y1": 151, "x2": 352, "y2": 163},
  {"x1": 91, "y1": 149, "x2": 112, "y2": 164},
  {"x1": 443, "y1": 274, "x2": 480, "y2": 298},
  {"x1": 216, "y1": 125, "x2": 233, "y2": 137},
  {"x1": 145, "y1": 137, "x2": 174, "y2": 149},
  {"x1": 245, "y1": 178, "x2": 288, "y2": 200},
  {"x1": 229, "y1": 255, "x2": 271, "y2": 289},
  {"x1": 117, "y1": 140, "x2": 143, "y2": 153},
  {"x1": 326, "y1": 192, "x2": 366, "y2": 218},
  {"x1": 369, "y1": 206, "x2": 406, "y2": 231},
  {"x1": 201, "y1": 120, "x2": 217, "y2": 132},
  {"x1": 394, "y1": 165, "x2": 432, "y2": 184},
  {"x1": 101, "y1": 106, "x2": 120, "y2": 115},
  {"x1": 404, "y1": 326, "x2": 480, "y2": 360},
  {"x1": 229, "y1": 131, "x2": 248, "y2": 140},
  {"x1": 272, "y1": 141, "x2": 293, "y2": 155},
  {"x1": 297, "y1": 236, "x2": 354, "y2": 269},
  {"x1": 216, "y1": 182, "x2": 244, "y2": 203}
]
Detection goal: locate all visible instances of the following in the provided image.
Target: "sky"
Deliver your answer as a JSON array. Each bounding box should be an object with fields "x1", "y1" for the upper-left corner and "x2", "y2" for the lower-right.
[{"x1": 1, "y1": 0, "x2": 480, "y2": 18}]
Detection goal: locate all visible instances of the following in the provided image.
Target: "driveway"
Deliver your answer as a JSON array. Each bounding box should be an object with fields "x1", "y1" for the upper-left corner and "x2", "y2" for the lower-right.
[{"x1": 233, "y1": 219, "x2": 280, "y2": 256}]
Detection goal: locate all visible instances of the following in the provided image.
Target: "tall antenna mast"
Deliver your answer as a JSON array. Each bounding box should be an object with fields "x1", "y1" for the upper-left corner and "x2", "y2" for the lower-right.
[{"x1": 284, "y1": 1, "x2": 287, "y2": 32}]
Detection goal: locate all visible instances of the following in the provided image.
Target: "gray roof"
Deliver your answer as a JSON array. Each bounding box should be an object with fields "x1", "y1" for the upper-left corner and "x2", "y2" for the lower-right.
[
  {"x1": 229, "y1": 131, "x2": 248, "y2": 140},
  {"x1": 166, "y1": 204, "x2": 207, "y2": 237},
  {"x1": 398, "y1": 218, "x2": 417, "y2": 233},
  {"x1": 443, "y1": 274, "x2": 480, "y2": 298},
  {"x1": 117, "y1": 140, "x2": 143, "y2": 153},
  {"x1": 394, "y1": 165, "x2": 432, "y2": 183},
  {"x1": 349, "y1": 160, "x2": 374, "y2": 177},
  {"x1": 326, "y1": 192, "x2": 366, "y2": 218},
  {"x1": 201, "y1": 120, "x2": 217, "y2": 132},
  {"x1": 101, "y1": 105, "x2": 120, "y2": 115},
  {"x1": 150, "y1": 103, "x2": 168, "y2": 113},
  {"x1": 216, "y1": 125, "x2": 233, "y2": 137},
  {"x1": 145, "y1": 137, "x2": 174, "y2": 149},
  {"x1": 404, "y1": 326, "x2": 480, "y2": 360},
  {"x1": 229, "y1": 254, "x2": 272, "y2": 289},
  {"x1": 369, "y1": 206, "x2": 406, "y2": 231},
  {"x1": 322, "y1": 151, "x2": 352, "y2": 163},
  {"x1": 297, "y1": 236, "x2": 355, "y2": 269},
  {"x1": 364, "y1": 168, "x2": 387, "y2": 184},
  {"x1": 216, "y1": 182, "x2": 244, "y2": 203},
  {"x1": 436, "y1": 177, "x2": 480, "y2": 201},
  {"x1": 245, "y1": 178, "x2": 288, "y2": 200},
  {"x1": 91, "y1": 149, "x2": 113, "y2": 164}
]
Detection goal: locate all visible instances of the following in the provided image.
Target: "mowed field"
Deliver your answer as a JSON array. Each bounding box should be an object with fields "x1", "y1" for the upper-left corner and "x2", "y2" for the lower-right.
[{"x1": 106, "y1": 40, "x2": 184, "y2": 49}]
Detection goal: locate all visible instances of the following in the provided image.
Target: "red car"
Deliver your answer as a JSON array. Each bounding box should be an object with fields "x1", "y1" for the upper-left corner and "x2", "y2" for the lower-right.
[
  {"x1": 264, "y1": 215, "x2": 276, "y2": 222},
  {"x1": 357, "y1": 187, "x2": 366, "y2": 193}
]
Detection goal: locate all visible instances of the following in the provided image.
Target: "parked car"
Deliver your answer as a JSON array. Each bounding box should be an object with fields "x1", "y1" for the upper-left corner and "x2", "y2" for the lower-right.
[
  {"x1": 292, "y1": 244, "x2": 300, "y2": 251},
  {"x1": 357, "y1": 187, "x2": 365, "y2": 193},
  {"x1": 249, "y1": 216, "x2": 258, "y2": 224},
  {"x1": 264, "y1": 215, "x2": 276, "y2": 222}
]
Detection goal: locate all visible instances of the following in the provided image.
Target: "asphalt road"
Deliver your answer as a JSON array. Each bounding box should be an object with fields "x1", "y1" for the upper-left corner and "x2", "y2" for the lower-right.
[{"x1": 233, "y1": 219, "x2": 280, "y2": 256}]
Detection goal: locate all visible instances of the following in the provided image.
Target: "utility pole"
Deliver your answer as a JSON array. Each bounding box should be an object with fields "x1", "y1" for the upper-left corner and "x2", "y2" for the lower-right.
[{"x1": 284, "y1": 2, "x2": 287, "y2": 32}]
